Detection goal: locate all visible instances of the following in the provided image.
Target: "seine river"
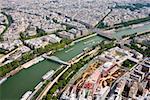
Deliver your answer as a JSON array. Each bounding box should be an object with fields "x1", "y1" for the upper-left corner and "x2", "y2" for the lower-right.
[{"x1": 1, "y1": 24, "x2": 150, "y2": 100}]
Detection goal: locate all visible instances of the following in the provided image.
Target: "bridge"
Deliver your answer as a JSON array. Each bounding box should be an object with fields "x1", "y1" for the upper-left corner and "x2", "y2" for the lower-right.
[
  {"x1": 36, "y1": 47, "x2": 100, "y2": 100},
  {"x1": 92, "y1": 28, "x2": 114, "y2": 40},
  {"x1": 42, "y1": 55, "x2": 69, "y2": 65}
]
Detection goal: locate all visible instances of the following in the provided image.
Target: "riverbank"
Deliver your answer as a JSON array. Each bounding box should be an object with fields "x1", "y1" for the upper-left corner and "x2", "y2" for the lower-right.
[
  {"x1": 0, "y1": 56, "x2": 44, "y2": 85},
  {"x1": 104, "y1": 16, "x2": 150, "y2": 30},
  {"x1": 112, "y1": 23, "x2": 150, "y2": 39},
  {"x1": 21, "y1": 56, "x2": 44, "y2": 69},
  {"x1": 0, "y1": 66, "x2": 23, "y2": 84},
  {"x1": 72, "y1": 33, "x2": 97, "y2": 44},
  {"x1": 0, "y1": 33, "x2": 97, "y2": 83}
]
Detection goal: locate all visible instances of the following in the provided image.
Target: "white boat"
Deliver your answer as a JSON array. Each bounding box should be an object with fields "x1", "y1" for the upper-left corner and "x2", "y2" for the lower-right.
[
  {"x1": 0, "y1": 77, "x2": 7, "y2": 85},
  {"x1": 20, "y1": 91, "x2": 32, "y2": 100},
  {"x1": 132, "y1": 24, "x2": 144, "y2": 29},
  {"x1": 42, "y1": 70, "x2": 55, "y2": 80},
  {"x1": 34, "y1": 82, "x2": 43, "y2": 90},
  {"x1": 84, "y1": 40, "x2": 94, "y2": 45},
  {"x1": 83, "y1": 47, "x2": 89, "y2": 51},
  {"x1": 65, "y1": 48, "x2": 74, "y2": 53}
]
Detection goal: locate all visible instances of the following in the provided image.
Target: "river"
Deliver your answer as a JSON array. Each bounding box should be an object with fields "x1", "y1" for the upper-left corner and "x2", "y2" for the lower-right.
[
  {"x1": 1, "y1": 24, "x2": 150, "y2": 100},
  {"x1": 1, "y1": 36, "x2": 104, "y2": 100},
  {"x1": 112, "y1": 23, "x2": 150, "y2": 38}
]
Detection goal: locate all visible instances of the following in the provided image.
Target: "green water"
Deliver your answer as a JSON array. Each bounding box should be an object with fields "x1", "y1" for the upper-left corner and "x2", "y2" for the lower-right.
[
  {"x1": 1, "y1": 23, "x2": 150, "y2": 100},
  {"x1": 0, "y1": 60, "x2": 60, "y2": 100},
  {"x1": 112, "y1": 24, "x2": 150, "y2": 38},
  {"x1": 54, "y1": 36, "x2": 103, "y2": 61}
]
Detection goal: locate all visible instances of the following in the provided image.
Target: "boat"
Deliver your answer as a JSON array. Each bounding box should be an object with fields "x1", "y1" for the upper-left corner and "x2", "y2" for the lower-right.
[
  {"x1": 34, "y1": 82, "x2": 43, "y2": 90},
  {"x1": 65, "y1": 48, "x2": 74, "y2": 53},
  {"x1": 83, "y1": 47, "x2": 88, "y2": 51},
  {"x1": 0, "y1": 77, "x2": 7, "y2": 85},
  {"x1": 83, "y1": 47, "x2": 91, "y2": 52},
  {"x1": 42, "y1": 70, "x2": 55, "y2": 80},
  {"x1": 84, "y1": 40, "x2": 94, "y2": 45},
  {"x1": 115, "y1": 27, "x2": 131, "y2": 32},
  {"x1": 132, "y1": 24, "x2": 144, "y2": 29},
  {"x1": 20, "y1": 91, "x2": 32, "y2": 100}
]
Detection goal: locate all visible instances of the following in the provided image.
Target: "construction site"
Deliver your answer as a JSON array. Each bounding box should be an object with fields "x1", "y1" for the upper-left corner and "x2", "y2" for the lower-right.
[{"x1": 61, "y1": 58, "x2": 127, "y2": 100}]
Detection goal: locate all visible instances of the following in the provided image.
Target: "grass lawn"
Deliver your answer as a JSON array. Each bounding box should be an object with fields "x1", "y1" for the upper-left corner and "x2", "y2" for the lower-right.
[{"x1": 122, "y1": 59, "x2": 136, "y2": 69}]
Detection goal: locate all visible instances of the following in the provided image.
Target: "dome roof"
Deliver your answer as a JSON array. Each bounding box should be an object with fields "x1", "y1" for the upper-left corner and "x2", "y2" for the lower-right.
[{"x1": 103, "y1": 62, "x2": 113, "y2": 68}]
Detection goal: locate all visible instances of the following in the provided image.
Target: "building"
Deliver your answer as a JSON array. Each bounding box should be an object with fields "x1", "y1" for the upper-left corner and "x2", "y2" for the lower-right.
[
  {"x1": 24, "y1": 34, "x2": 61, "y2": 49},
  {"x1": 102, "y1": 62, "x2": 118, "y2": 76},
  {"x1": 25, "y1": 25, "x2": 37, "y2": 37},
  {"x1": 68, "y1": 28, "x2": 81, "y2": 38},
  {"x1": 96, "y1": 86, "x2": 110, "y2": 100},
  {"x1": 114, "y1": 79, "x2": 126, "y2": 95},
  {"x1": 57, "y1": 31, "x2": 75, "y2": 40},
  {"x1": 129, "y1": 82, "x2": 138, "y2": 98}
]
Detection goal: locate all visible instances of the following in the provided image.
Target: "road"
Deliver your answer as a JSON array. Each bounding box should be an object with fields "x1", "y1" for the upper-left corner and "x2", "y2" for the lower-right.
[{"x1": 0, "y1": 48, "x2": 18, "y2": 66}]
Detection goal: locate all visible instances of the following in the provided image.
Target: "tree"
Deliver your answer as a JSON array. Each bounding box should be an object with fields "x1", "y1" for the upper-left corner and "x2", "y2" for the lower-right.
[
  {"x1": 57, "y1": 80, "x2": 63, "y2": 89},
  {"x1": 36, "y1": 27, "x2": 47, "y2": 37},
  {"x1": 50, "y1": 85, "x2": 58, "y2": 94},
  {"x1": 11, "y1": 60, "x2": 20, "y2": 68},
  {"x1": 46, "y1": 94, "x2": 52, "y2": 100}
]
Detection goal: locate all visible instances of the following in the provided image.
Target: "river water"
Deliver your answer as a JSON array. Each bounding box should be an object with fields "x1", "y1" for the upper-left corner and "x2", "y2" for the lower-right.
[
  {"x1": 1, "y1": 24, "x2": 150, "y2": 100},
  {"x1": 112, "y1": 24, "x2": 150, "y2": 38}
]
